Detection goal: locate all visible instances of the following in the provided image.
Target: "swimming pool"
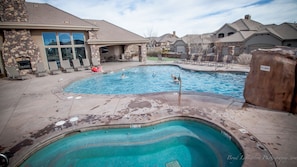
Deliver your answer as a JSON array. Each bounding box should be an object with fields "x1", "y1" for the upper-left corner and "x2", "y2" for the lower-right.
[
  {"x1": 21, "y1": 120, "x2": 243, "y2": 167},
  {"x1": 64, "y1": 65, "x2": 247, "y2": 98}
]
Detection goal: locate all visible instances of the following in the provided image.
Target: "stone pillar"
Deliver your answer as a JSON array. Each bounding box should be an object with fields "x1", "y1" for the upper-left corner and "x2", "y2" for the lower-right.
[
  {"x1": 1, "y1": 0, "x2": 41, "y2": 73},
  {"x1": 3, "y1": 30, "x2": 41, "y2": 71},
  {"x1": 140, "y1": 44, "x2": 147, "y2": 62},
  {"x1": 90, "y1": 45, "x2": 100, "y2": 64},
  {"x1": 244, "y1": 47, "x2": 297, "y2": 112}
]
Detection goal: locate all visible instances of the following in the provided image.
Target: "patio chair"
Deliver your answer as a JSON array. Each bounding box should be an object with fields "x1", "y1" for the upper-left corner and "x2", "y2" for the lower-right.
[
  {"x1": 186, "y1": 54, "x2": 194, "y2": 64},
  {"x1": 72, "y1": 59, "x2": 84, "y2": 71},
  {"x1": 61, "y1": 60, "x2": 74, "y2": 73},
  {"x1": 48, "y1": 61, "x2": 60, "y2": 75},
  {"x1": 35, "y1": 62, "x2": 47, "y2": 77},
  {"x1": 82, "y1": 58, "x2": 91, "y2": 69},
  {"x1": 91, "y1": 57, "x2": 100, "y2": 67},
  {"x1": 5, "y1": 66, "x2": 28, "y2": 80},
  {"x1": 192, "y1": 55, "x2": 199, "y2": 64}
]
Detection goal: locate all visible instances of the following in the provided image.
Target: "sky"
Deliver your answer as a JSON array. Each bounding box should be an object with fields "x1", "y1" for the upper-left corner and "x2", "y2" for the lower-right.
[{"x1": 26, "y1": 0, "x2": 297, "y2": 37}]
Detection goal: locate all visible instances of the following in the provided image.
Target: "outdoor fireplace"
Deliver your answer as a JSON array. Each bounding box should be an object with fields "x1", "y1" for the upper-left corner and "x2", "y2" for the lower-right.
[{"x1": 16, "y1": 57, "x2": 32, "y2": 70}]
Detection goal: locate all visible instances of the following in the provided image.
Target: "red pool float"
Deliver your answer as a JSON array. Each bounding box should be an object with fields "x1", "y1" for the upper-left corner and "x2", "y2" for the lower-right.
[{"x1": 91, "y1": 66, "x2": 98, "y2": 72}]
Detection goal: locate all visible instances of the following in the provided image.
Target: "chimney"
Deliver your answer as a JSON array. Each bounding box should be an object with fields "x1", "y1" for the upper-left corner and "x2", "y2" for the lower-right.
[
  {"x1": 244, "y1": 14, "x2": 251, "y2": 20},
  {"x1": 173, "y1": 31, "x2": 176, "y2": 37}
]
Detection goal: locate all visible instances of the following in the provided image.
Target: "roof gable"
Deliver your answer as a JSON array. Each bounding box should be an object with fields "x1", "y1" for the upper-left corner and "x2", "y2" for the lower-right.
[
  {"x1": 1, "y1": 2, "x2": 98, "y2": 30},
  {"x1": 182, "y1": 34, "x2": 214, "y2": 44},
  {"x1": 230, "y1": 19, "x2": 263, "y2": 31},
  {"x1": 157, "y1": 33, "x2": 179, "y2": 43},
  {"x1": 85, "y1": 19, "x2": 147, "y2": 44},
  {"x1": 215, "y1": 24, "x2": 237, "y2": 35},
  {"x1": 217, "y1": 31, "x2": 254, "y2": 43},
  {"x1": 25, "y1": 2, "x2": 96, "y2": 29}
]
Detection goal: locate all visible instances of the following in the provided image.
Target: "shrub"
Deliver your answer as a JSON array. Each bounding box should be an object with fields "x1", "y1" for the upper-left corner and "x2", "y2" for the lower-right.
[{"x1": 237, "y1": 53, "x2": 252, "y2": 65}]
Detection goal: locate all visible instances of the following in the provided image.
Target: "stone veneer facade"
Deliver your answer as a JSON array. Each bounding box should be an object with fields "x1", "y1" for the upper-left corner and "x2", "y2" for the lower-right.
[
  {"x1": 3, "y1": 30, "x2": 41, "y2": 71},
  {"x1": 1, "y1": 0, "x2": 41, "y2": 73}
]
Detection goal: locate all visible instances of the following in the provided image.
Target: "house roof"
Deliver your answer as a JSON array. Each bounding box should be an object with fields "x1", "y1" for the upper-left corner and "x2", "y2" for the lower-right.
[
  {"x1": 85, "y1": 19, "x2": 148, "y2": 45},
  {"x1": 156, "y1": 33, "x2": 179, "y2": 43},
  {"x1": 182, "y1": 34, "x2": 214, "y2": 44},
  {"x1": 217, "y1": 31, "x2": 254, "y2": 43},
  {"x1": 0, "y1": 2, "x2": 98, "y2": 30},
  {"x1": 229, "y1": 18, "x2": 264, "y2": 31},
  {"x1": 271, "y1": 23, "x2": 297, "y2": 40}
]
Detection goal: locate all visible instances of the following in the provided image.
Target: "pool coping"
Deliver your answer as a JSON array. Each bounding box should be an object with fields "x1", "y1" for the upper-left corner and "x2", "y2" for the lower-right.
[{"x1": 14, "y1": 110, "x2": 276, "y2": 167}]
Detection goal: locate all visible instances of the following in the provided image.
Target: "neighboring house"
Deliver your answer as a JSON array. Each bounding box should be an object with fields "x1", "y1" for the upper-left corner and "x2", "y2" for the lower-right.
[
  {"x1": 182, "y1": 33, "x2": 215, "y2": 55},
  {"x1": 155, "y1": 31, "x2": 179, "y2": 53},
  {"x1": 0, "y1": 0, "x2": 147, "y2": 76},
  {"x1": 170, "y1": 39, "x2": 187, "y2": 54},
  {"x1": 215, "y1": 15, "x2": 297, "y2": 57}
]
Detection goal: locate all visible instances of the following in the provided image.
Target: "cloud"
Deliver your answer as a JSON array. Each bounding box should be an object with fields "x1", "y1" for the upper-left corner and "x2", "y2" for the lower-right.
[{"x1": 26, "y1": 0, "x2": 297, "y2": 37}]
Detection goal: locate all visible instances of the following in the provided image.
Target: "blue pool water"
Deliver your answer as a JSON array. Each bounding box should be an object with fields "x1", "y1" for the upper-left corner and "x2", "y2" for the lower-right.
[
  {"x1": 64, "y1": 65, "x2": 247, "y2": 98},
  {"x1": 21, "y1": 120, "x2": 243, "y2": 167}
]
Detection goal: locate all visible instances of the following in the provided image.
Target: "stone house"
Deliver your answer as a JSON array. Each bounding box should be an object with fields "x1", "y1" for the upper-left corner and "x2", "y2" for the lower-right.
[
  {"x1": 0, "y1": 0, "x2": 148, "y2": 76},
  {"x1": 214, "y1": 15, "x2": 297, "y2": 58}
]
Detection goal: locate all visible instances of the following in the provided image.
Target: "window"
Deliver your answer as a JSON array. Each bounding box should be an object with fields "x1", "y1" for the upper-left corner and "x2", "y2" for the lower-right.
[
  {"x1": 43, "y1": 32, "x2": 86, "y2": 68},
  {"x1": 218, "y1": 33, "x2": 224, "y2": 38},
  {"x1": 59, "y1": 33, "x2": 71, "y2": 45},
  {"x1": 228, "y1": 32, "x2": 234, "y2": 36},
  {"x1": 61, "y1": 48, "x2": 73, "y2": 60},
  {"x1": 73, "y1": 33, "x2": 85, "y2": 45},
  {"x1": 75, "y1": 47, "x2": 86, "y2": 65},
  {"x1": 45, "y1": 48, "x2": 60, "y2": 66},
  {"x1": 42, "y1": 32, "x2": 57, "y2": 45}
]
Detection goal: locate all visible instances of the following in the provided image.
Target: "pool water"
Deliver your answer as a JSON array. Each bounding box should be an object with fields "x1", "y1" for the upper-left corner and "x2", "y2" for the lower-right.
[
  {"x1": 65, "y1": 65, "x2": 247, "y2": 98},
  {"x1": 21, "y1": 120, "x2": 243, "y2": 167}
]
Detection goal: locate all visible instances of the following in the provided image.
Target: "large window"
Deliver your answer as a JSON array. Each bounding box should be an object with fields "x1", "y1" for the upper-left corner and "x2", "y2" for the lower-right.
[{"x1": 42, "y1": 32, "x2": 86, "y2": 68}]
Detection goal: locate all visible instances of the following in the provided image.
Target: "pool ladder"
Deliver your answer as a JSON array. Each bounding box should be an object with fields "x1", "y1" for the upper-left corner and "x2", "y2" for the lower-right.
[{"x1": 0, "y1": 153, "x2": 9, "y2": 167}]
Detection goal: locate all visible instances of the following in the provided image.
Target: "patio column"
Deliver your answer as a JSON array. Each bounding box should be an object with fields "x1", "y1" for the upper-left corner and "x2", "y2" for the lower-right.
[
  {"x1": 140, "y1": 44, "x2": 147, "y2": 62},
  {"x1": 90, "y1": 45, "x2": 100, "y2": 64}
]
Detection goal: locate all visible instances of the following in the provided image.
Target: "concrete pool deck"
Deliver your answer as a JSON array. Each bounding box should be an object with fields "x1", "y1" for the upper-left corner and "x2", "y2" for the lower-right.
[{"x1": 0, "y1": 61, "x2": 296, "y2": 167}]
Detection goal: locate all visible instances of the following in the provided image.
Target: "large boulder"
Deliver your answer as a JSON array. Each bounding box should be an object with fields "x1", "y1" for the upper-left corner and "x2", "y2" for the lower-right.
[{"x1": 244, "y1": 47, "x2": 297, "y2": 112}]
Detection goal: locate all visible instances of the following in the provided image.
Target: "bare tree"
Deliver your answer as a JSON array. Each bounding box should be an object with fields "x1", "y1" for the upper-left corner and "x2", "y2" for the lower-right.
[{"x1": 143, "y1": 27, "x2": 158, "y2": 49}]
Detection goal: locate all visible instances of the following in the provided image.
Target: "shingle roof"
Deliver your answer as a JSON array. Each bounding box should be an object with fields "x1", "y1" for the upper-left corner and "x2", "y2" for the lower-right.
[
  {"x1": 230, "y1": 19, "x2": 263, "y2": 31},
  {"x1": 217, "y1": 31, "x2": 254, "y2": 43},
  {"x1": 156, "y1": 33, "x2": 179, "y2": 43},
  {"x1": 182, "y1": 34, "x2": 214, "y2": 44},
  {"x1": 271, "y1": 23, "x2": 297, "y2": 40},
  {"x1": 1, "y1": 2, "x2": 98, "y2": 30},
  {"x1": 85, "y1": 19, "x2": 147, "y2": 44}
]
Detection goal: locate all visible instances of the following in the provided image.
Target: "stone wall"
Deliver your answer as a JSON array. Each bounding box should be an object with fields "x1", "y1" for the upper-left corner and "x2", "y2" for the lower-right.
[
  {"x1": 244, "y1": 47, "x2": 297, "y2": 113},
  {"x1": 0, "y1": 0, "x2": 28, "y2": 22},
  {"x1": 3, "y1": 30, "x2": 41, "y2": 72},
  {"x1": 1, "y1": 0, "x2": 41, "y2": 73}
]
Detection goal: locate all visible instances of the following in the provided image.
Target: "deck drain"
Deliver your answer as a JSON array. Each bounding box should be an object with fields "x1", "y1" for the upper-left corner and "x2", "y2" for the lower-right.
[{"x1": 166, "y1": 160, "x2": 181, "y2": 167}]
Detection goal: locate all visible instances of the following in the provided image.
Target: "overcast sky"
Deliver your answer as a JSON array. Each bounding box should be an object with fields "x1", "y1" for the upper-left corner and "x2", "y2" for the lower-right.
[{"x1": 26, "y1": 0, "x2": 297, "y2": 37}]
